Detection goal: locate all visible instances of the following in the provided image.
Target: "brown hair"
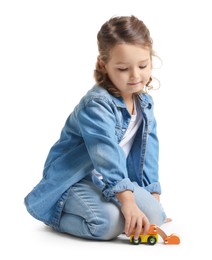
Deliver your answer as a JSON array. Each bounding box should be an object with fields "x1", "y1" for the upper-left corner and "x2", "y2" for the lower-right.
[{"x1": 94, "y1": 15, "x2": 155, "y2": 96}]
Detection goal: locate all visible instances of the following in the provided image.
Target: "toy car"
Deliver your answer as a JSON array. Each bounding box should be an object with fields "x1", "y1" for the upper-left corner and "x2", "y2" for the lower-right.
[{"x1": 129, "y1": 224, "x2": 180, "y2": 245}]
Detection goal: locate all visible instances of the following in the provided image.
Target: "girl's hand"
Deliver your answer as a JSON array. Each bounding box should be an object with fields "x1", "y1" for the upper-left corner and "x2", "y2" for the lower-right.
[
  {"x1": 151, "y1": 192, "x2": 160, "y2": 201},
  {"x1": 116, "y1": 190, "x2": 150, "y2": 240}
]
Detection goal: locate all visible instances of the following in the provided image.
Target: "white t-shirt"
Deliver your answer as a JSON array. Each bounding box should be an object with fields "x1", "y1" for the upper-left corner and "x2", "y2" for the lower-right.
[
  {"x1": 93, "y1": 99, "x2": 142, "y2": 178},
  {"x1": 119, "y1": 100, "x2": 142, "y2": 157}
]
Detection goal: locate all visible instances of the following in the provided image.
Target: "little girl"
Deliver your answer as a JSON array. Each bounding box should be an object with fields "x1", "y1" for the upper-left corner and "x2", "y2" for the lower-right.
[{"x1": 24, "y1": 15, "x2": 168, "y2": 241}]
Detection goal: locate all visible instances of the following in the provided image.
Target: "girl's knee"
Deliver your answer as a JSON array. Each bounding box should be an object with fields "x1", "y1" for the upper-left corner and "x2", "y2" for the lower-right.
[
  {"x1": 147, "y1": 208, "x2": 166, "y2": 226},
  {"x1": 145, "y1": 200, "x2": 167, "y2": 226},
  {"x1": 132, "y1": 185, "x2": 167, "y2": 226},
  {"x1": 59, "y1": 203, "x2": 124, "y2": 241},
  {"x1": 92, "y1": 205, "x2": 124, "y2": 240}
]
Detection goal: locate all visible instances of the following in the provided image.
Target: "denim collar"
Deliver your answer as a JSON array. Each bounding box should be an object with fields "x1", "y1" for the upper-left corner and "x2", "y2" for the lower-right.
[
  {"x1": 111, "y1": 93, "x2": 150, "y2": 110},
  {"x1": 111, "y1": 96, "x2": 126, "y2": 108},
  {"x1": 137, "y1": 94, "x2": 151, "y2": 109}
]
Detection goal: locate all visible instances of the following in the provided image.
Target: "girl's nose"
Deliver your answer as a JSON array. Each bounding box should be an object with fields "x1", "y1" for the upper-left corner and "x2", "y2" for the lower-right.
[{"x1": 130, "y1": 68, "x2": 139, "y2": 80}]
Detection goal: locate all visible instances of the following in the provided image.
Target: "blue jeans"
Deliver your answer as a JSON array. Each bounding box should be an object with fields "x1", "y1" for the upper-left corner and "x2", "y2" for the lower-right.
[{"x1": 58, "y1": 176, "x2": 166, "y2": 240}]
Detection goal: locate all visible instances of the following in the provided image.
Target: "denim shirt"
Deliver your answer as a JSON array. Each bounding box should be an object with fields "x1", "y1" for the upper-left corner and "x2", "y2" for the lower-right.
[{"x1": 24, "y1": 85, "x2": 161, "y2": 230}]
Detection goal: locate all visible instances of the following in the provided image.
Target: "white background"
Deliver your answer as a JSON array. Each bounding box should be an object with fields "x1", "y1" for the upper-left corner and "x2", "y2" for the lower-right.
[{"x1": 1, "y1": 0, "x2": 211, "y2": 259}]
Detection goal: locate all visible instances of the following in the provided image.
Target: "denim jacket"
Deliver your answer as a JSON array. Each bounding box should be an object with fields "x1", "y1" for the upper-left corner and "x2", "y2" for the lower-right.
[{"x1": 24, "y1": 85, "x2": 161, "y2": 230}]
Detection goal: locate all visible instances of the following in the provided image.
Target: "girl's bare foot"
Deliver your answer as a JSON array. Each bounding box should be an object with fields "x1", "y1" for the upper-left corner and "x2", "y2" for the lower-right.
[{"x1": 164, "y1": 217, "x2": 172, "y2": 223}]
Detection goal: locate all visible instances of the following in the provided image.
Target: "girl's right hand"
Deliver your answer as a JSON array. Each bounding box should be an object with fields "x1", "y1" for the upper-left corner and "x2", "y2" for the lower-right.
[{"x1": 116, "y1": 190, "x2": 150, "y2": 240}]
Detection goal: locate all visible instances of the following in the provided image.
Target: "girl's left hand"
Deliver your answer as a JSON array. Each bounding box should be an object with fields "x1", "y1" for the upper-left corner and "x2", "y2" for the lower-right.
[{"x1": 151, "y1": 192, "x2": 160, "y2": 201}]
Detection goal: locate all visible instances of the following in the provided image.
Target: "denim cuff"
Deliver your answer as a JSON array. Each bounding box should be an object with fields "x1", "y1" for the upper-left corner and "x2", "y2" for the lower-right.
[
  {"x1": 145, "y1": 182, "x2": 161, "y2": 194},
  {"x1": 102, "y1": 178, "x2": 134, "y2": 201}
]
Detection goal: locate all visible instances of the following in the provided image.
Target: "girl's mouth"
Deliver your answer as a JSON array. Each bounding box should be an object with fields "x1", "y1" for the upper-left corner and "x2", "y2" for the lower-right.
[{"x1": 128, "y1": 81, "x2": 141, "y2": 86}]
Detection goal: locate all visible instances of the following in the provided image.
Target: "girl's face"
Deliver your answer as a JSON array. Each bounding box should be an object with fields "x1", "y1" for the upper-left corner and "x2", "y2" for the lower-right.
[{"x1": 104, "y1": 44, "x2": 152, "y2": 99}]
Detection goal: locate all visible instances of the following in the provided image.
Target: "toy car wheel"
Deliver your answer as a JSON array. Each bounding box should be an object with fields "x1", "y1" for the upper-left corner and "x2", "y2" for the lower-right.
[
  {"x1": 147, "y1": 236, "x2": 157, "y2": 245},
  {"x1": 131, "y1": 236, "x2": 141, "y2": 245}
]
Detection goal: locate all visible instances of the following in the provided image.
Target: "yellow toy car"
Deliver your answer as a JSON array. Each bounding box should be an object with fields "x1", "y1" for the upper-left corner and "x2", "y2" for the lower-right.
[
  {"x1": 130, "y1": 224, "x2": 180, "y2": 245},
  {"x1": 130, "y1": 224, "x2": 158, "y2": 245}
]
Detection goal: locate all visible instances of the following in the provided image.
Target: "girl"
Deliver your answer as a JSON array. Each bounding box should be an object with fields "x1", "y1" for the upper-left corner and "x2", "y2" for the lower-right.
[{"x1": 24, "y1": 15, "x2": 168, "y2": 241}]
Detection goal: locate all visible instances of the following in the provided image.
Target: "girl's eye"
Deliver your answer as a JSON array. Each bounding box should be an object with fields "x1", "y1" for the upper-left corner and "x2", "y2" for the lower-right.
[
  {"x1": 118, "y1": 68, "x2": 128, "y2": 71},
  {"x1": 139, "y1": 65, "x2": 147, "y2": 69}
]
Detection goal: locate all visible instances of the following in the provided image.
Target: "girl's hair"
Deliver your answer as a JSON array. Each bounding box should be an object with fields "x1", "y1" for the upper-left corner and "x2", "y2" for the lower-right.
[{"x1": 94, "y1": 15, "x2": 155, "y2": 96}]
